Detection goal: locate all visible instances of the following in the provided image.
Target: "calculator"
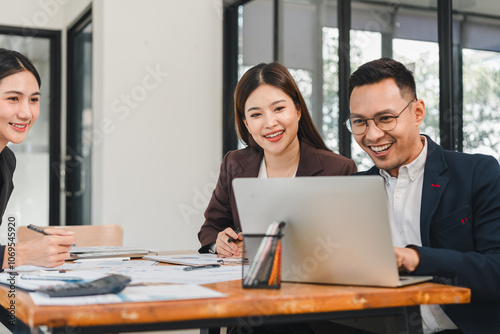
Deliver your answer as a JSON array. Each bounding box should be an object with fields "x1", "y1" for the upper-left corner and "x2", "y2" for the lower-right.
[{"x1": 37, "y1": 274, "x2": 131, "y2": 297}]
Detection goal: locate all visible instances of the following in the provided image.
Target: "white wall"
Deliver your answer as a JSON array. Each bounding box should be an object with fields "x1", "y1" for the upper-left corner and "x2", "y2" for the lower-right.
[
  {"x1": 92, "y1": 0, "x2": 223, "y2": 251},
  {"x1": 0, "y1": 0, "x2": 223, "y2": 252},
  {"x1": 0, "y1": 0, "x2": 64, "y2": 29},
  {"x1": 0, "y1": 0, "x2": 67, "y2": 243}
]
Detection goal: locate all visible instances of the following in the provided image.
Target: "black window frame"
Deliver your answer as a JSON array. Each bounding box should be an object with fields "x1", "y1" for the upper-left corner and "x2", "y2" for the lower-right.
[
  {"x1": 222, "y1": 0, "x2": 488, "y2": 157},
  {"x1": 66, "y1": 8, "x2": 92, "y2": 226}
]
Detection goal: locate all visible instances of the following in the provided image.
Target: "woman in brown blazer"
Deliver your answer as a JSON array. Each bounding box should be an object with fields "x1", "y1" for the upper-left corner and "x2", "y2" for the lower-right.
[{"x1": 198, "y1": 62, "x2": 357, "y2": 257}]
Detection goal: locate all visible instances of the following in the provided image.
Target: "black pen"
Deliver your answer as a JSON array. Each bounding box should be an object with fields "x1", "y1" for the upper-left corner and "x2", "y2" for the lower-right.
[
  {"x1": 183, "y1": 264, "x2": 221, "y2": 271},
  {"x1": 27, "y1": 224, "x2": 76, "y2": 246},
  {"x1": 227, "y1": 228, "x2": 241, "y2": 243},
  {"x1": 27, "y1": 224, "x2": 49, "y2": 235}
]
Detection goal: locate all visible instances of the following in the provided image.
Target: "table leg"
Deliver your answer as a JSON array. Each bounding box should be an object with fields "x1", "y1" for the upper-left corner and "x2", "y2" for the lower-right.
[
  {"x1": 200, "y1": 327, "x2": 221, "y2": 334},
  {"x1": 400, "y1": 306, "x2": 423, "y2": 334},
  {"x1": 330, "y1": 305, "x2": 423, "y2": 334}
]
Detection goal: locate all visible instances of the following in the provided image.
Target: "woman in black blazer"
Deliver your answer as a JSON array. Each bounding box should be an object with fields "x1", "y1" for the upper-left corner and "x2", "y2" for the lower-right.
[{"x1": 0, "y1": 49, "x2": 75, "y2": 270}]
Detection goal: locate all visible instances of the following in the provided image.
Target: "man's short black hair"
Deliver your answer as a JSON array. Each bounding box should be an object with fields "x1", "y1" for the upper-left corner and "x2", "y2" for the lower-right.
[{"x1": 348, "y1": 58, "x2": 417, "y2": 100}]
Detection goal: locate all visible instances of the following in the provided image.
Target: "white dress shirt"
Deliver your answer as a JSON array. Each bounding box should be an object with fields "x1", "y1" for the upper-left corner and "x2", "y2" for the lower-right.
[
  {"x1": 258, "y1": 158, "x2": 297, "y2": 178},
  {"x1": 210, "y1": 158, "x2": 296, "y2": 253},
  {"x1": 380, "y1": 136, "x2": 457, "y2": 333}
]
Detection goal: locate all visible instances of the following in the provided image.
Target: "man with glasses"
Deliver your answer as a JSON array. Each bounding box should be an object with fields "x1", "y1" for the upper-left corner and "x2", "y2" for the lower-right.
[{"x1": 346, "y1": 58, "x2": 500, "y2": 333}]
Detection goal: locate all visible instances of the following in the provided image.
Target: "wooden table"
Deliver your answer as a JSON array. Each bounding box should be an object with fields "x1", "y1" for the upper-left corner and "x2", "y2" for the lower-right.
[{"x1": 0, "y1": 279, "x2": 470, "y2": 334}]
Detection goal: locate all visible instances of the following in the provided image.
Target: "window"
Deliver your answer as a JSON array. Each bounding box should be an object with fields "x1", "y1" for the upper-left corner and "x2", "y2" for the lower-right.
[
  {"x1": 225, "y1": 0, "x2": 500, "y2": 165},
  {"x1": 462, "y1": 50, "x2": 500, "y2": 161},
  {"x1": 393, "y1": 39, "x2": 440, "y2": 141},
  {"x1": 350, "y1": 30, "x2": 382, "y2": 170},
  {"x1": 0, "y1": 29, "x2": 61, "y2": 234}
]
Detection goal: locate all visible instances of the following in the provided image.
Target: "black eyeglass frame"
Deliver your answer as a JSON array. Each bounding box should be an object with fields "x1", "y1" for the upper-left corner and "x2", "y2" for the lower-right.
[{"x1": 344, "y1": 99, "x2": 417, "y2": 135}]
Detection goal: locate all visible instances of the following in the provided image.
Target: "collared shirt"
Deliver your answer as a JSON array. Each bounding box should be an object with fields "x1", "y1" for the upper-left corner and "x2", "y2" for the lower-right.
[{"x1": 380, "y1": 136, "x2": 457, "y2": 334}]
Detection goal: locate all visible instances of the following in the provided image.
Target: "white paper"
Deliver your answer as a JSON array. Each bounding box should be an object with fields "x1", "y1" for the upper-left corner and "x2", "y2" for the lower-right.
[
  {"x1": 5, "y1": 264, "x2": 59, "y2": 272},
  {"x1": 0, "y1": 273, "x2": 67, "y2": 291},
  {"x1": 121, "y1": 264, "x2": 245, "y2": 285},
  {"x1": 144, "y1": 253, "x2": 244, "y2": 266},
  {"x1": 29, "y1": 284, "x2": 225, "y2": 306},
  {"x1": 56, "y1": 260, "x2": 158, "y2": 271}
]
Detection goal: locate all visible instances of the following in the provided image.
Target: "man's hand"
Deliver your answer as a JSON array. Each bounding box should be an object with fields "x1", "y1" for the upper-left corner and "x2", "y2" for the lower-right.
[
  {"x1": 12, "y1": 229, "x2": 75, "y2": 268},
  {"x1": 215, "y1": 227, "x2": 243, "y2": 258},
  {"x1": 394, "y1": 246, "x2": 420, "y2": 272}
]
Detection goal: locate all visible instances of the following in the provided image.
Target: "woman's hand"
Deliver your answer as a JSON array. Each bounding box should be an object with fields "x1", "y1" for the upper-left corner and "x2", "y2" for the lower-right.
[
  {"x1": 216, "y1": 227, "x2": 243, "y2": 258},
  {"x1": 12, "y1": 229, "x2": 76, "y2": 268}
]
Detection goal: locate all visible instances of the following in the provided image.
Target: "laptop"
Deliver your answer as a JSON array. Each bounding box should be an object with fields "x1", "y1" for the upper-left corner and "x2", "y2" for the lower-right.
[{"x1": 232, "y1": 176, "x2": 433, "y2": 287}]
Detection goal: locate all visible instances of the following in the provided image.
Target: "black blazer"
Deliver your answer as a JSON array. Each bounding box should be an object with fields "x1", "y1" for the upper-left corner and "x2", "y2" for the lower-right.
[
  {"x1": 0, "y1": 147, "x2": 16, "y2": 269},
  {"x1": 198, "y1": 140, "x2": 357, "y2": 252},
  {"x1": 359, "y1": 135, "x2": 500, "y2": 333}
]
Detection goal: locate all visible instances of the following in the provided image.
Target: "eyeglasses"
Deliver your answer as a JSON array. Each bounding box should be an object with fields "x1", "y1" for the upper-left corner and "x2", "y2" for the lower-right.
[{"x1": 345, "y1": 99, "x2": 416, "y2": 135}]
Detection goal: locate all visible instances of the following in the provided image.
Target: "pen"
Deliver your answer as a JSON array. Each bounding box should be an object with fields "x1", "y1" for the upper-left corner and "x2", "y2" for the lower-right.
[
  {"x1": 183, "y1": 264, "x2": 221, "y2": 271},
  {"x1": 27, "y1": 224, "x2": 49, "y2": 235},
  {"x1": 74, "y1": 257, "x2": 130, "y2": 263},
  {"x1": 227, "y1": 228, "x2": 241, "y2": 243},
  {"x1": 27, "y1": 224, "x2": 76, "y2": 246},
  {"x1": 21, "y1": 273, "x2": 83, "y2": 281}
]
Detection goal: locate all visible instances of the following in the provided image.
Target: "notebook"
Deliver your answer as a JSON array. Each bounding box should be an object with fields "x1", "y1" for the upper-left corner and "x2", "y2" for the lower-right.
[{"x1": 232, "y1": 176, "x2": 432, "y2": 287}]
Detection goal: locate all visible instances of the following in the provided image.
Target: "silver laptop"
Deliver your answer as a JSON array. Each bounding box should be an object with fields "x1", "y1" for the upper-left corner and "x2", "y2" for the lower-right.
[{"x1": 233, "y1": 176, "x2": 432, "y2": 287}]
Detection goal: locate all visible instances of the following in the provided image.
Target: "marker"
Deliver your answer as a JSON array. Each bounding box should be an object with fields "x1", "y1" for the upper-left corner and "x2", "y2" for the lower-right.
[
  {"x1": 183, "y1": 264, "x2": 221, "y2": 271},
  {"x1": 27, "y1": 224, "x2": 76, "y2": 246},
  {"x1": 227, "y1": 228, "x2": 241, "y2": 243}
]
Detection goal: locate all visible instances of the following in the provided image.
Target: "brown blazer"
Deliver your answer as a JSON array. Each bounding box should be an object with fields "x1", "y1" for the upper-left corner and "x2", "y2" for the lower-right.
[{"x1": 198, "y1": 140, "x2": 357, "y2": 252}]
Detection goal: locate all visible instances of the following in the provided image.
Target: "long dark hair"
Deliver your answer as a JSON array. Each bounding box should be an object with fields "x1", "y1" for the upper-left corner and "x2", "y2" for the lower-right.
[
  {"x1": 0, "y1": 48, "x2": 41, "y2": 87},
  {"x1": 234, "y1": 62, "x2": 330, "y2": 151}
]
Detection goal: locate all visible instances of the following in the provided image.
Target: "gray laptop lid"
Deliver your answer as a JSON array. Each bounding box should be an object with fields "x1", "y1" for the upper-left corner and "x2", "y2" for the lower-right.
[{"x1": 233, "y1": 176, "x2": 413, "y2": 287}]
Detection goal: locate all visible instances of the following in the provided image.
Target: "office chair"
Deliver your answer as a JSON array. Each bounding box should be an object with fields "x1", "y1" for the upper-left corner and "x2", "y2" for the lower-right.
[{"x1": 17, "y1": 224, "x2": 124, "y2": 246}]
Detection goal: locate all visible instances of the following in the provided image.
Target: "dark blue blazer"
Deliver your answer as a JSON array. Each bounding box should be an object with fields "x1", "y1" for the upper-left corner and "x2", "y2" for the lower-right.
[{"x1": 359, "y1": 135, "x2": 500, "y2": 333}]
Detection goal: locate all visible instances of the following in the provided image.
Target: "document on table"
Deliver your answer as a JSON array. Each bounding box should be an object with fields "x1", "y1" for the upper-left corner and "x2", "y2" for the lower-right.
[
  {"x1": 29, "y1": 284, "x2": 225, "y2": 306},
  {"x1": 57, "y1": 259, "x2": 158, "y2": 271},
  {"x1": 0, "y1": 272, "x2": 66, "y2": 291},
  {"x1": 0, "y1": 271, "x2": 106, "y2": 291},
  {"x1": 144, "y1": 253, "x2": 244, "y2": 266},
  {"x1": 4, "y1": 258, "x2": 242, "y2": 285},
  {"x1": 116, "y1": 264, "x2": 245, "y2": 285},
  {"x1": 61, "y1": 259, "x2": 243, "y2": 284},
  {"x1": 6, "y1": 260, "x2": 158, "y2": 273}
]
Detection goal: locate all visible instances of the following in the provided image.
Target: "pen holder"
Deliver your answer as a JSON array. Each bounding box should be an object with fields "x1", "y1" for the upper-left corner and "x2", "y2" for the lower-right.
[{"x1": 242, "y1": 233, "x2": 283, "y2": 289}]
